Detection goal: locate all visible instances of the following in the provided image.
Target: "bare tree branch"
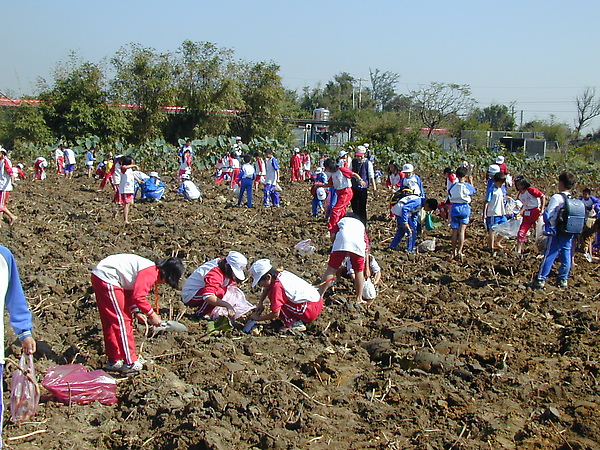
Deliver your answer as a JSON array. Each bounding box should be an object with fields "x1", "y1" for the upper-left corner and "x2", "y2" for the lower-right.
[{"x1": 575, "y1": 87, "x2": 600, "y2": 137}]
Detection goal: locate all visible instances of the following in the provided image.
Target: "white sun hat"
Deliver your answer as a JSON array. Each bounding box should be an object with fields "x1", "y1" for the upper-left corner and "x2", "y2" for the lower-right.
[
  {"x1": 249, "y1": 258, "x2": 273, "y2": 288},
  {"x1": 226, "y1": 251, "x2": 247, "y2": 281}
]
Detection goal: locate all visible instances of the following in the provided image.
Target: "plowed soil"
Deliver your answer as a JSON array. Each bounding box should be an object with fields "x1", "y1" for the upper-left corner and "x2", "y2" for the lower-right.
[{"x1": 2, "y1": 168, "x2": 600, "y2": 450}]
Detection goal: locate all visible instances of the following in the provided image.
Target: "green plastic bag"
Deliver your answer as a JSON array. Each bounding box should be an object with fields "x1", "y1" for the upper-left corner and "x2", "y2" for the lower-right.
[{"x1": 425, "y1": 213, "x2": 435, "y2": 231}]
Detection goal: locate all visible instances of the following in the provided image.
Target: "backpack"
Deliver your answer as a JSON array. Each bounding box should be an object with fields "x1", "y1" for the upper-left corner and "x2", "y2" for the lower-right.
[
  {"x1": 556, "y1": 193, "x2": 586, "y2": 234},
  {"x1": 389, "y1": 187, "x2": 414, "y2": 207}
]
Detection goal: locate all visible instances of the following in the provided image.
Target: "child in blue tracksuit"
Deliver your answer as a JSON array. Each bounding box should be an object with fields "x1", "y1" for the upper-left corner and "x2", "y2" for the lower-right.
[
  {"x1": 237, "y1": 155, "x2": 255, "y2": 207},
  {"x1": 448, "y1": 166, "x2": 477, "y2": 260},
  {"x1": 140, "y1": 172, "x2": 165, "y2": 201},
  {"x1": 389, "y1": 196, "x2": 438, "y2": 252},
  {"x1": 532, "y1": 172, "x2": 578, "y2": 289},
  {"x1": 0, "y1": 246, "x2": 36, "y2": 447},
  {"x1": 310, "y1": 168, "x2": 328, "y2": 216}
]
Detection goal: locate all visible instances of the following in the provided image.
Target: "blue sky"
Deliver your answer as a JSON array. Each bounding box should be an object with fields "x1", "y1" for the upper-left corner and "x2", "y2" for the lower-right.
[{"x1": 2, "y1": 1, "x2": 599, "y2": 132}]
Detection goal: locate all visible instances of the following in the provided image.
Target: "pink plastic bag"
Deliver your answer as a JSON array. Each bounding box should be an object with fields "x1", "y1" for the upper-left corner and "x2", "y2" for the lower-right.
[
  {"x1": 10, "y1": 353, "x2": 40, "y2": 422},
  {"x1": 210, "y1": 285, "x2": 255, "y2": 320},
  {"x1": 42, "y1": 364, "x2": 117, "y2": 405}
]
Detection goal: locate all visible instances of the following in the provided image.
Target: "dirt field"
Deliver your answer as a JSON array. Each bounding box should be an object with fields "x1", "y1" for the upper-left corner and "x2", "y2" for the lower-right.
[{"x1": 2, "y1": 167, "x2": 599, "y2": 450}]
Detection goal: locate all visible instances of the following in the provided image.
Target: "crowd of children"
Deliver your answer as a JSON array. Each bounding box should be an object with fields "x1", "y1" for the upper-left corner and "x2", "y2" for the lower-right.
[{"x1": 0, "y1": 137, "x2": 599, "y2": 385}]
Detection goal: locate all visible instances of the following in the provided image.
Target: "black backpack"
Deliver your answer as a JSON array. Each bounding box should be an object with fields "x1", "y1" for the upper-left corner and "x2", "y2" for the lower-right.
[
  {"x1": 556, "y1": 193, "x2": 586, "y2": 234},
  {"x1": 389, "y1": 187, "x2": 415, "y2": 207}
]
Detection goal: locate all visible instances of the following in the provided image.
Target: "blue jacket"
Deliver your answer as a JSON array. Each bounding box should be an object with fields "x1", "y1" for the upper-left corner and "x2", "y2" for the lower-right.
[
  {"x1": 0, "y1": 246, "x2": 33, "y2": 363},
  {"x1": 399, "y1": 197, "x2": 426, "y2": 224}
]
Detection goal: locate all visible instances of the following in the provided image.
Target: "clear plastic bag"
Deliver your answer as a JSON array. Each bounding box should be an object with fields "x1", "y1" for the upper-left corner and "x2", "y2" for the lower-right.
[
  {"x1": 362, "y1": 278, "x2": 377, "y2": 300},
  {"x1": 42, "y1": 364, "x2": 117, "y2": 405},
  {"x1": 417, "y1": 238, "x2": 436, "y2": 253},
  {"x1": 10, "y1": 353, "x2": 40, "y2": 422},
  {"x1": 294, "y1": 239, "x2": 316, "y2": 255},
  {"x1": 491, "y1": 217, "x2": 522, "y2": 238}
]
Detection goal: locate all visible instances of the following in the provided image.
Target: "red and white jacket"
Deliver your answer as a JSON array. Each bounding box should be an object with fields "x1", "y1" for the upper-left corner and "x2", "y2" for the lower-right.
[
  {"x1": 91, "y1": 254, "x2": 158, "y2": 316},
  {"x1": 181, "y1": 258, "x2": 235, "y2": 304}
]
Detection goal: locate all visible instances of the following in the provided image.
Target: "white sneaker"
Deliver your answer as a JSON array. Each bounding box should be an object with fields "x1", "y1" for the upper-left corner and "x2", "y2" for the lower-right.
[
  {"x1": 105, "y1": 360, "x2": 124, "y2": 372},
  {"x1": 585, "y1": 253, "x2": 593, "y2": 263},
  {"x1": 120, "y1": 360, "x2": 144, "y2": 375}
]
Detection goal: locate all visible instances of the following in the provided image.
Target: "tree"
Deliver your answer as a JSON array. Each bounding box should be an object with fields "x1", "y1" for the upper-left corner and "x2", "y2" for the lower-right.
[
  {"x1": 474, "y1": 104, "x2": 515, "y2": 131},
  {"x1": 38, "y1": 55, "x2": 130, "y2": 143},
  {"x1": 369, "y1": 69, "x2": 400, "y2": 112},
  {"x1": 237, "y1": 61, "x2": 290, "y2": 141},
  {"x1": 411, "y1": 82, "x2": 473, "y2": 139},
  {"x1": 110, "y1": 44, "x2": 176, "y2": 143},
  {"x1": 575, "y1": 87, "x2": 600, "y2": 137},
  {"x1": 169, "y1": 40, "x2": 242, "y2": 139}
]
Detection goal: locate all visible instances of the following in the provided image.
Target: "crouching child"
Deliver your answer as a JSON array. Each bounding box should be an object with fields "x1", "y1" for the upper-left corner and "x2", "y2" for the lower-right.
[
  {"x1": 389, "y1": 196, "x2": 438, "y2": 252},
  {"x1": 249, "y1": 259, "x2": 323, "y2": 332}
]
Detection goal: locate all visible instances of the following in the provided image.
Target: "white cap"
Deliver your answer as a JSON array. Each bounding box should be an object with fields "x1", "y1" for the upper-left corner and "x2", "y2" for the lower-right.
[
  {"x1": 459, "y1": 160, "x2": 469, "y2": 168},
  {"x1": 294, "y1": 148, "x2": 300, "y2": 153},
  {"x1": 401, "y1": 163, "x2": 414, "y2": 173},
  {"x1": 17, "y1": 163, "x2": 23, "y2": 169},
  {"x1": 226, "y1": 251, "x2": 247, "y2": 281},
  {"x1": 363, "y1": 143, "x2": 370, "y2": 148},
  {"x1": 235, "y1": 136, "x2": 242, "y2": 141},
  {"x1": 495, "y1": 155, "x2": 505, "y2": 164},
  {"x1": 181, "y1": 173, "x2": 190, "y2": 180},
  {"x1": 314, "y1": 167, "x2": 323, "y2": 174},
  {"x1": 339, "y1": 150, "x2": 348, "y2": 157},
  {"x1": 249, "y1": 258, "x2": 272, "y2": 287},
  {"x1": 149, "y1": 171, "x2": 159, "y2": 178},
  {"x1": 488, "y1": 164, "x2": 501, "y2": 175}
]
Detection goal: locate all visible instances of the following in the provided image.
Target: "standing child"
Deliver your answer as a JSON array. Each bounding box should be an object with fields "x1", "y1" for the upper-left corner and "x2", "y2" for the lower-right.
[
  {"x1": 229, "y1": 154, "x2": 241, "y2": 189},
  {"x1": 85, "y1": 147, "x2": 96, "y2": 178},
  {"x1": 253, "y1": 152, "x2": 266, "y2": 190},
  {"x1": 237, "y1": 154, "x2": 255, "y2": 207},
  {"x1": 439, "y1": 167, "x2": 458, "y2": 222},
  {"x1": 483, "y1": 172, "x2": 508, "y2": 250},
  {"x1": 318, "y1": 213, "x2": 370, "y2": 303},
  {"x1": 386, "y1": 162, "x2": 403, "y2": 190},
  {"x1": 91, "y1": 254, "x2": 184, "y2": 374},
  {"x1": 178, "y1": 147, "x2": 192, "y2": 179},
  {"x1": 0, "y1": 246, "x2": 36, "y2": 446},
  {"x1": 448, "y1": 166, "x2": 477, "y2": 260},
  {"x1": 515, "y1": 176, "x2": 546, "y2": 254},
  {"x1": 532, "y1": 172, "x2": 583, "y2": 289},
  {"x1": 54, "y1": 144, "x2": 65, "y2": 175},
  {"x1": 249, "y1": 259, "x2": 323, "y2": 332},
  {"x1": 323, "y1": 158, "x2": 365, "y2": 235},
  {"x1": 290, "y1": 148, "x2": 302, "y2": 182},
  {"x1": 301, "y1": 149, "x2": 311, "y2": 181},
  {"x1": 0, "y1": 148, "x2": 16, "y2": 226},
  {"x1": 63, "y1": 144, "x2": 76, "y2": 179},
  {"x1": 116, "y1": 155, "x2": 137, "y2": 224},
  {"x1": 400, "y1": 164, "x2": 425, "y2": 197},
  {"x1": 263, "y1": 149, "x2": 281, "y2": 207}
]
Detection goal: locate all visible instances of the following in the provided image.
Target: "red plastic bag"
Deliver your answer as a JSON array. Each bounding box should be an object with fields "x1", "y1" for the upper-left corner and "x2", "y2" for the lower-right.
[
  {"x1": 10, "y1": 353, "x2": 40, "y2": 422},
  {"x1": 42, "y1": 364, "x2": 117, "y2": 405}
]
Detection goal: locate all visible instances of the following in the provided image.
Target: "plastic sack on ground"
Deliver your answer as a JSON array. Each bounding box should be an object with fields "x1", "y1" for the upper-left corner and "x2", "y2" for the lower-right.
[
  {"x1": 417, "y1": 238, "x2": 436, "y2": 253},
  {"x1": 42, "y1": 364, "x2": 117, "y2": 405},
  {"x1": 210, "y1": 285, "x2": 255, "y2": 320},
  {"x1": 362, "y1": 278, "x2": 377, "y2": 300},
  {"x1": 294, "y1": 239, "x2": 316, "y2": 255},
  {"x1": 491, "y1": 217, "x2": 522, "y2": 238},
  {"x1": 504, "y1": 197, "x2": 522, "y2": 217},
  {"x1": 10, "y1": 353, "x2": 40, "y2": 422}
]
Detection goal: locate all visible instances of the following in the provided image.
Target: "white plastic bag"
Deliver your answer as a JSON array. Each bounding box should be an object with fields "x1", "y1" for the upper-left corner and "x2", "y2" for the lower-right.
[
  {"x1": 232, "y1": 185, "x2": 240, "y2": 196},
  {"x1": 316, "y1": 187, "x2": 327, "y2": 201},
  {"x1": 417, "y1": 238, "x2": 436, "y2": 253},
  {"x1": 491, "y1": 217, "x2": 522, "y2": 238},
  {"x1": 294, "y1": 239, "x2": 316, "y2": 254},
  {"x1": 210, "y1": 285, "x2": 255, "y2": 320},
  {"x1": 362, "y1": 278, "x2": 377, "y2": 300}
]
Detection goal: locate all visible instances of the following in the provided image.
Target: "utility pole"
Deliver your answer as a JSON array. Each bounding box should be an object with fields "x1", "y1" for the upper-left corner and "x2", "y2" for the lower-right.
[{"x1": 357, "y1": 78, "x2": 367, "y2": 110}]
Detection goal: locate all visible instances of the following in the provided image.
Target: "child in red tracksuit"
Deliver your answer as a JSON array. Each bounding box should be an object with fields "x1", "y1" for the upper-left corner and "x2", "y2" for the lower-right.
[
  {"x1": 91, "y1": 254, "x2": 184, "y2": 374},
  {"x1": 180, "y1": 251, "x2": 248, "y2": 318},
  {"x1": 323, "y1": 158, "x2": 365, "y2": 236},
  {"x1": 515, "y1": 176, "x2": 545, "y2": 254},
  {"x1": 249, "y1": 259, "x2": 323, "y2": 332}
]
